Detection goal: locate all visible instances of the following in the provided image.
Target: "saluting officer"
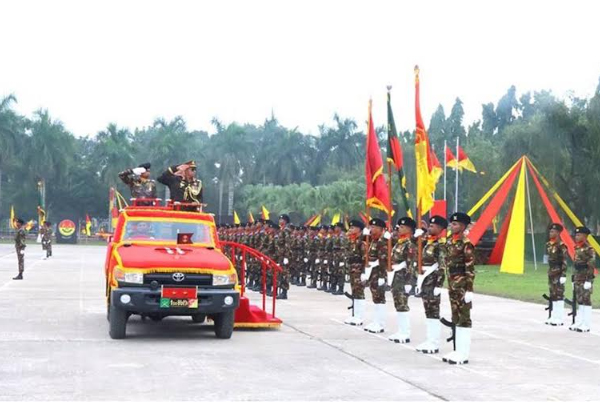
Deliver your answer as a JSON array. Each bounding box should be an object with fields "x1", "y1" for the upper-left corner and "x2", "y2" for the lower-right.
[
  {"x1": 157, "y1": 161, "x2": 203, "y2": 204},
  {"x1": 442, "y1": 212, "x2": 475, "y2": 365},
  {"x1": 118, "y1": 162, "x2": 157, "y2": 200},
  {"x1": 569, "y1": 226, "x2": 595, "y2": 333}
]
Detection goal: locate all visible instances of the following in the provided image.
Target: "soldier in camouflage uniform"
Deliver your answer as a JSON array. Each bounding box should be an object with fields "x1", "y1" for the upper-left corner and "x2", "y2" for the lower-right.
[
  {"x1": 416, "y1": 215, "x2": 447, "y2": 354},
  {"x1": 442, "y1": 212, "x2": 475, "y2": 365},
  {"x1": 569, "y1": 226, "x2": 595, "y2": 333},
  {"x1": 363, "y1": 218, "x2": 390, "y2": 334},
  {"x1": 263, "y1": 221, "x2": 278, "y2": 297},
  {"x1": 248, "y1": 221, "x2": 264, "y2": 291},
  {"x1": 276, "y1": 214, "x2": 292, "y2": 300},
  {"x1": 330, "y1": 223, "x2": 347, "y2": 295},
  {"x1": 388, "y1": 217, "x2": 417, "y2": 344},
  {"x1": 118, "y1": 163, "x2": 157, "y2": 201},
  {"x1": 322, "y1": 226, "x2": 336, "y2": 293},
  {"x1": 296, "y1": 226, "x2": 308, "y2": 286},
  {"x1": 306, "y1": 227, "x2": 320, "y2": 288},
  {"x1": 545, "y1": 223, "x2": 568, "y2": 326},
  {"x1": 316, "y1": 226, "x2": 329, "y2": 291},
  {"x1": 13, "y1": 219, "x2": 26, "y2": 280},
  {"x1": 344, "y1": 220, "x2": 366, "y2": 325},
  {"x1": 40, "y1": 221, "x2": 53, "y2": 259}
]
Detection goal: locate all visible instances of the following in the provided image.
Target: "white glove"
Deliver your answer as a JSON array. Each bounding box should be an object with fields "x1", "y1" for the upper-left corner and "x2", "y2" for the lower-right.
[
  {"x1": 584, "y1": 281, "x2": 592, "y2": 290},
  {"x1": 360, "y1": 273, "x2": 368, "y2": 282},
  {"x1": 433, "y1": 287, "x2": 442, "y2": 296},
  {"x1": 383, "y1": 231, "x2": 392, "y2": 240},
  {"x1": 414, "y1": 229, "x2": 425, "y2": 237},
  {"x1": 415, "y1": 274, "x2": 425, "y2": 295},
  {"x1": 303, "y1": 258, "x2": 308, "y2": 263},
  {"x1": 404, "y1": 285, "x2": 412, "y2": 294},
  {"x1": 339, "y1": 262, "x2": 345, "y2": 267},
  {"x1": 387, "y1": 271, "x2": 395, "y2": 285},
  {"x1": 283, "y1": 258, "x2": 289, "y2": 265},
  {"x1": 559, "y1": 277, "x2": 567, "y2": 285},
  {"x1": 19, "y1": 250, "x2": 25, "y2": 255},
  {"x1": 392, "y1": 262, "x2": 407, "y2": 271},
  {"x1": 323, "y1": 260, "x2": 328, "y2": 264},
  {"x1": 362, "y1": 228, "x2": 371, "y2": 236},
  {"x1": 132, "y1": 167, "x2": 146, "y2": 175},
  {"x1": 315, "y1": 259, "x2": 320, "y2": 264},
  {"x1": 377, "y1": 278, "x2": 385, "y2": 287},
  {"x1": 464, "y1": 291, "x2": 473, "y2": 303}
]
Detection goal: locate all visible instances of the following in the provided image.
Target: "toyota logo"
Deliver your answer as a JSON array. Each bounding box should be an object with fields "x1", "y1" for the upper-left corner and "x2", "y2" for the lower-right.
[{"x1": 172, "y1": 272, "x2": 185, "y2": 282}]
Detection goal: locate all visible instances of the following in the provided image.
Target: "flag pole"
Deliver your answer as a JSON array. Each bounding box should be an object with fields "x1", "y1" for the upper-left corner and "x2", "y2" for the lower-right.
[
  {"x1": 524, "y1": 161, "x2": 538, "y2": 270},
  {"x1": 444, "y1": 140, "x2": 447, "y2": 202},
  {"x1": 386, "y1": 86, "x2": 393, "y2": 273},
  {"x1": 455, "y1": 136, "x2": 459, "y2": 212}
]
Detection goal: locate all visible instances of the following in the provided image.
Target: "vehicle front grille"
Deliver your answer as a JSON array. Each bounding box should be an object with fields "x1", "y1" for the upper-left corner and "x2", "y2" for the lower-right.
[{"x1": 144, "y1": 273, "x2": 213, "y2": 286}]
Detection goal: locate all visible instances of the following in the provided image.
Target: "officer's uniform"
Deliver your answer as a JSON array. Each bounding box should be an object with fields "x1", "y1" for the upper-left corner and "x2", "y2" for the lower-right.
[
  {"x1": 545, "y1": 223, "x2": 568, "y2": 326},
  {"x1": 14, "y1": 221, "x2": 26, "y2": 280},
  {"x1": 118, "y1": 163, "x2": 157, "y2": 200},
  {"x1": 157, "y1": 161, "x2": 202, "y2": 204},
  {"x1": 569, "y1": 226, "x2": 595, "y2": 332}
]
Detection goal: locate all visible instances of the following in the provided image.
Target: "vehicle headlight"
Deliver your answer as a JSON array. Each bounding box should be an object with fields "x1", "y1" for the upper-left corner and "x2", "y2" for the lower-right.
[
  {"x1": 114, "y1": 267, "x2": 144, "y2": 284},
  {"x1": 212, "y1": 273, "x2": 237, "y2": 286}
]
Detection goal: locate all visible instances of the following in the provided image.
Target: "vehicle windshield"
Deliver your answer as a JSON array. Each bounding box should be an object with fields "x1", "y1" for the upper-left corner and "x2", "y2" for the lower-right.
[{"x1": 122, "y1": 219, "x2": 213, "y2": 245}]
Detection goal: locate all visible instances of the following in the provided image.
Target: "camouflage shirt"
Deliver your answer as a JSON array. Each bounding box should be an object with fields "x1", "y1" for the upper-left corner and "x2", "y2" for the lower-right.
[
  {"x1": 573, "y1": 242, "x2": 595, "y2": 282},
  {"x1": 15, "y1": 227, "x2": 27, "y2": 249},
  {"x1": 546, "y1": 239, "x2": 567, "y2": 278},
  {"x1": 40, "y1": 227, "x2": 53, "y2": 244},
  {"x1": 367, "y1": 236, "x2": 389, "y2": 279},
  {"x1": 346, "y1": 234, "x2": 365, "y2": 264},
  {"x1": 422, "y1": 236, "x2": 446, "y2": 288},
  {"x1": 446, "y1": 234, "x2": 475, "y2": 292},
  {"x1": 391, "y1": 236, "x2": 417, "y2": 282},
  {"x1": 157, "y1": 165, "x2": 203, "y2": 203},
  {"x1": 118, "y1": 169, "x2": 157, "y2": 199}
]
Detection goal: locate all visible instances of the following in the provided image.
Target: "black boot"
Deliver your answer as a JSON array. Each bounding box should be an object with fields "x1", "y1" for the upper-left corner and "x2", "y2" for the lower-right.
[
  {"x1": 333, "y1": 283, "x2": 344, "y2": 295},
  {"x1": 325, "y1": 281, "x2": 334, "y2": 293},
  {"x1": 307, "y1": 278, "x2": 317, "y2": 289},
  {"x1": 13, "y1": 273, "x2": 23, "y2": 280},
  {"x1": 266, "y1": 287, "x2": 273, "y2": 297},
  {"x1": 298, "y1": 276, "x2": 306, "y2": 287},
  {"x1": 276, "y1": 289, "x2": 288, "y2": 300}
]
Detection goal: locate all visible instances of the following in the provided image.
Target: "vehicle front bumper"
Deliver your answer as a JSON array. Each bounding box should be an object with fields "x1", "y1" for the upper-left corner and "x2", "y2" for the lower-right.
[{"x1": 111, "y1": 287, "x2": 239, "y2": 314}]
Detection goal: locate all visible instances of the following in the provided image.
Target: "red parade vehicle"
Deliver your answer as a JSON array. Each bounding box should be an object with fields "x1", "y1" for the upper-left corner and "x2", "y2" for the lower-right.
[{"x1": 104, "y1": 200, "x2": 239, "y2": 339}]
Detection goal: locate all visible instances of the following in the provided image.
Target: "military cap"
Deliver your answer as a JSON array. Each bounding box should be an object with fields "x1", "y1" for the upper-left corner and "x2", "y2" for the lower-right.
[
  {"x1": 575, "y1": 226, "x2": 591, "y2": 235},
  {"x1": 16, "y1": 218, "x2": 24, "y2": 225},
  {"x1": 138, "y1": 162, "x2": 151, "y2": 170},
  {"x1": 349, "y1": 219, "x2": 365, "y2": 230},
  {"x1": 549, "y1": 223, "x2": 563, "y2": 232},
  {"x1": 185, "y1": 160, "x2": 197, "y2": 168},
  {"x1": 335, "y1": 222, "x2": 345, "y2": 229},
  {"x1": 450, "y1": 212, "x2": 471, "y2": 226},
  {"x1": 279, "y1": 214, "x2": 290, "y2": 223},
  {"x1": 429, "y1": 215, "x2": 448, "y2": 229},
  {"x1": 396, "y1": 216, "x2": 416, "y2": 230},
  {"x1": 369, "y1": 218, "x2": 386, "y2": 229}
]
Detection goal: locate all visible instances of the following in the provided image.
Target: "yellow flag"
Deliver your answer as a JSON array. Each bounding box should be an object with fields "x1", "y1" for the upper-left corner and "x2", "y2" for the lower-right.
[
  {"x1": 10, "y1": 206, "x2": 15, "y2": 229},
  {"x1": 310, "y1": 215, "x2": 321, "y2": 227},
  {"x1": 500, "y1": 162, "x2": 526, "y2": 275},
  {"x1": 331, "y1": 213, "x2": 341, "y2": 225},
  {"x1": 233, "y1": 211, "x2": 241, "y2": 225},
  {"x1": 261, "y1": 205, "x2": 270, "y2": 220}
]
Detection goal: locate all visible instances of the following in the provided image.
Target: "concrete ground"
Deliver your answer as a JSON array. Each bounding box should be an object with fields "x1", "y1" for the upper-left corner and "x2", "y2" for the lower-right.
[{"x1": 0, "y1": 244, "x2": 599, "y2": 401}]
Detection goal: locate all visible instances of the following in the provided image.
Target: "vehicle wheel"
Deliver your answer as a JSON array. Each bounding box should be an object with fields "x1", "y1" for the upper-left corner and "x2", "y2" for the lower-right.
[
  {"x1": 106, "y1": 303, "x2": 110, "y2": 322},
  {"x1": 149, "y1": 313, "x2": 163, "y2": 322},
  {"x1": 213, "y1": 310, "x2": 234, "y2": 339},
  {"x1": 109, "y1": 305, "x2": 128, "y2": 339},
  {"x1": 191, "y1": 314, "x2": 206, "y2": 323}
]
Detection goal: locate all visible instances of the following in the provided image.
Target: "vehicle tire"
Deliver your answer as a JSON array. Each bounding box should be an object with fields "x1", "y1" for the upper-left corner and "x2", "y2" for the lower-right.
[
  {"x1": 149, "y1": 313, "x2": 163, "y2": 322},
  {"x1": 106, "y1": 303, "x2": 110, "y2": 322},
  {"x1": 213, "y1": 310, "x2": 234, "y2": 339},
  {"x1": 109, "y1": 305, "x2": 128, "y2": 339},
  {"x1": 191, "y1": 314, "x2": 206, "y2": 323}
]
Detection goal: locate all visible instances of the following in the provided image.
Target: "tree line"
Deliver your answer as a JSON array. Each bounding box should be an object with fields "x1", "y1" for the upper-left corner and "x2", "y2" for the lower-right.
[{"x1": 1, "y1": 77, "x2": 599, "y2": 231}]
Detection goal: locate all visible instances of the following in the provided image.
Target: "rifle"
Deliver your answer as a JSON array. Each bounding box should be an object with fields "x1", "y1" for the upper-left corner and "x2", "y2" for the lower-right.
[
  {"x1": 542, "y1": 294, "x2": 553, "y2": 319},
  {"x1": 564, "y1": 275, "x2": 577, "y2": 325},
  {"x1": 440, "y1": 317, "x2": 456, "y2": 351},
  {"x1": 344, "y1": 292, "x2": 354, "y2": 316}
]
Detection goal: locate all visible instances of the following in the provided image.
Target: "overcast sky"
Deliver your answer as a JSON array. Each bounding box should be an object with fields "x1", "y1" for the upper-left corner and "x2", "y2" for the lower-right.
[{"x1": 1, "y1": 0, "x2": 599, "y2": 137}]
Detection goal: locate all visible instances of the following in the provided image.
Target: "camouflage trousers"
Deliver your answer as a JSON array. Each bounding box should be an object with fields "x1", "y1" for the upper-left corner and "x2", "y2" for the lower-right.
[
  {"x1": 548, "y1": 274, "x2": 565, "y2": 301},
  {"x1": 16, "y1": 247, "x2": 24, "y2": 274},
  {"x1": 421, "y1": 270, "x2": 443, "y2": 319},
  {"x1": 348, "y1": 263, "x2": 365, "y2": 300},
  {"x1": 278, "y1": 260, "x2": 290, "y2": 290},
  {"x1": 574, "y1": 281, "x2": 593, "y2": 306},
  {"x1": 391, "y1": 271, "x2": 409, "y2": 312},
  {"x1": 368, "y1": 267, "x2": 386, "y2": 304},
  {"x1": 448, "y1": 275, "x2": 471, "y2": 328},
  {"x1": 330, "y1": 261, "x2": 345, "y2": 287}
]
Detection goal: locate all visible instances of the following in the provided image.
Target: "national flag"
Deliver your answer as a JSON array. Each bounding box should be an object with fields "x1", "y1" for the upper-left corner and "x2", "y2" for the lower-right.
[
  {"x1": 457, "y1": 146, "x2": 477, "y2": 173},
  {"x1": 366, "y1": 100, "x2": 391, "y2": 214},
  {"x1": 261, "y1": 205, "x2": 270, "y2": 220},
  {"x1": 248, "y1": 212, "x2": 255, "y2": 224},
  {"x1": 10, "y1": 205, "x2": 15, "y2": 229},
  {"x1": 446, "y1": 145, "x2": 460, "y2": 170},
  {"x1": 387, "y1": 89, "x2": 412, "y2": 218},
  {"x1": 233, "y1": 211, "x2": 241, "y2": 225},
  {"x1": 431, "y1": 149, "x2": 443, "y2": 184},
  {"x1": 414, "y1": 66, "x2": 436, "y2": 215},
  {"x1": 85, "y1": 214, "x2": 92, "y2": 236},
  {"x1": 37, "y1": 206, "x2": 46, "y2": 226}
]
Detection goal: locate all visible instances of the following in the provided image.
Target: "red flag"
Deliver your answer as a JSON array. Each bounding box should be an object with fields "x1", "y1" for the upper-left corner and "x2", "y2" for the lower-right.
[
  {"x1": 366, "y1": 100, "x2": 391, "y2": 214},
  {"x1": 446, "y1": 145, "x2": 458, "y2": 169},
  {"x1": 457, "y1": 146, "x2": 477, "y2": 173},
  {"x1": 431, "y1": 149, "x2": 443, "y2": 184},
  {"x1": 414, "y1": 66, "x2": 436, "y2": 214}
]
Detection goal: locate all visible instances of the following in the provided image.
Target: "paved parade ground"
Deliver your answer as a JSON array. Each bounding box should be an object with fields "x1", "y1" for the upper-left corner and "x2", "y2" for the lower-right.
[{"x1": 1, "y1": 244, "x2": 599, "y2": 401}]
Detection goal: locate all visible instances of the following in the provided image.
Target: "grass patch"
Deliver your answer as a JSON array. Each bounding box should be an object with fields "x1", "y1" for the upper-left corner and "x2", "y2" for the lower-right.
[{"x1": 475, "y1": 262, "x2": 599, "y2": 307}]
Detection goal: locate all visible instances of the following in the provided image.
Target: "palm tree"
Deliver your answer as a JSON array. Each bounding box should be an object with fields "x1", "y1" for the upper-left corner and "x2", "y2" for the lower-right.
[
  {"x1": 0, "y1": 95, "x2": 21, "y2": 215},
  {"x1": 92, "y1": 123, "x2": 134, "y2": 188}
]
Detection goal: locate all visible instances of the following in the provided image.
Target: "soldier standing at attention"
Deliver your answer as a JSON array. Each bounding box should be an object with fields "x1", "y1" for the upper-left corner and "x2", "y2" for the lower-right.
[
  {"x1": 569, "y1": 226, "x2": 595, "y2": 333},
  {"x1": 331, "y1": 222, "x2": 347, "y2": 295},
  {"x1": 415, "y1": 215, "x2": 447, "y2": 354},
  {"x1": 13, "y1": 218, "x2": 27, "y2": 280},
  {"x1": 276, "y1": 214, "x2": 291, "y2": 300},
  {"x1": 362, "y1": 218, "x2": 390, "y2": 334},
  {"x1": 41, "y1": 221, "x2": 53, "y2": 260},
  {"x1": 344, "y1": 220, "x2": 366, "y2": 326},
  {"x1": 388, "y1": 217, "x2": 417, "y2": 344},
  {"x1": 442, "y1": 212, "x2": 475, "y2": 365},
  {"x1": 306, "y1": 226, "x2": 320, "y2": 289},
  {"x1": 157, "y1": 161, "x2": 203, "y2": 205},
  {"x1": 545, "y1": 223, "x2": 568, "y2": 326},
  {"x1": 118, "y1": 163, "x2": 157, "y2": 202}
]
